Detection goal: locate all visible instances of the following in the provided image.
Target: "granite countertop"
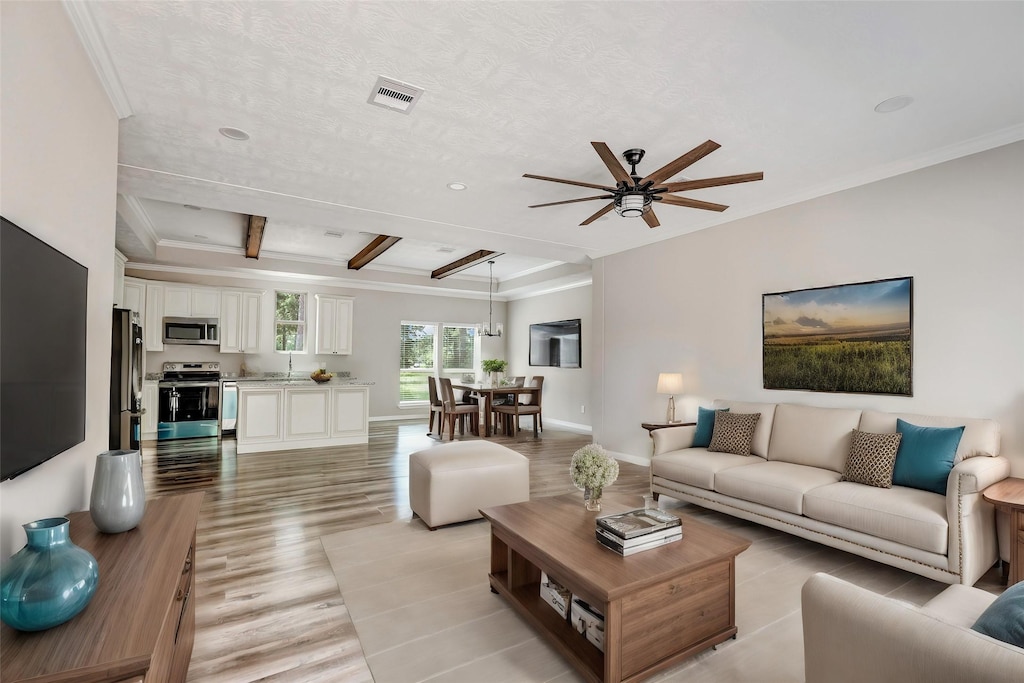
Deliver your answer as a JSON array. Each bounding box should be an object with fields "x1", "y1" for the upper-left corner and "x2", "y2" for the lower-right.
[{"x1": 232, "y1": 373, "x2": 373, "y2": 387}]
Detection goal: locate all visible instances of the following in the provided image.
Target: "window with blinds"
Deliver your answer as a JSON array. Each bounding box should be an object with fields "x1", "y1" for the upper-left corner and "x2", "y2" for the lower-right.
[{"x1": 400, "y1": 322, "x2": 478, "y2": 404}]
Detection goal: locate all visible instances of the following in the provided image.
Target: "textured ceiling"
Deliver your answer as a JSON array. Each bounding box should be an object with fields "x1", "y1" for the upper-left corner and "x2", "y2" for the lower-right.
[{"x1": 91, "y1": 1, "x2": 1024, "y2": 292}]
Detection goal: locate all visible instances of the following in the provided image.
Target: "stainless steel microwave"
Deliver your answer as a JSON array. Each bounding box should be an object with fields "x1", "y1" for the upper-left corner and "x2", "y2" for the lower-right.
[{"x1": 162, "y1": 317, "x2": 219, "y2": 345}]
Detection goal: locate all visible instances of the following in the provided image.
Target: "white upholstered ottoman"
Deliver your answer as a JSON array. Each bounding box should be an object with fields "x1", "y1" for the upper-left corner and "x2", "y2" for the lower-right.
[{"x1": 409, "y1": 441, "x2": 530, "y2": 529}]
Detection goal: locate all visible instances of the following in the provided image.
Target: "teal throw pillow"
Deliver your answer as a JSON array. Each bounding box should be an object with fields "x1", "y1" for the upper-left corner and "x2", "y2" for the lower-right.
[
  {"x1": 971, "y1": 580, "x2": 1024, "y2": 647},
  {"x1": 693, "y1": 406, "x2": 729, "y2": 448},
  {"x1": 891, "y1": 419, "x2": 964, "y2": 495}
]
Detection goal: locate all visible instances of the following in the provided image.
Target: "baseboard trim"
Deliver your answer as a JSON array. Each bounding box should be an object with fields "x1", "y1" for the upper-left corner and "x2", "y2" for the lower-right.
[
  {"x1": 369, "y1": 414, "x2": 424, "y2": 423},
  {"x1": 542, "y1": 418, "x2": 592, "y2": 434},
  {"x1": 606, "y1": 449, "x2": 650, "y2": 467}
]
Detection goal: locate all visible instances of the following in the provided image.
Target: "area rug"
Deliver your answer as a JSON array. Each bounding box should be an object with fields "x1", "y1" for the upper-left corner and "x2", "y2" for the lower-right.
[{"x1": 320, "y1": 504, "x2": 951, "y2": 683}]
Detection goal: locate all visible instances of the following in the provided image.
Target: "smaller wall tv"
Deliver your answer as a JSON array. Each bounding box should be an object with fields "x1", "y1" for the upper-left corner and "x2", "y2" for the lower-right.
[{"x1": 529, "y1": 319, "x2": 581, "y2": 368}]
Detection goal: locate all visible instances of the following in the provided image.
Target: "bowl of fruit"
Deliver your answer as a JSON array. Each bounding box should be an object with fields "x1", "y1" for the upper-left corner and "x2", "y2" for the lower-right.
[{"x1": 310, "y1": 370, "x2": 334, "y2": 383}]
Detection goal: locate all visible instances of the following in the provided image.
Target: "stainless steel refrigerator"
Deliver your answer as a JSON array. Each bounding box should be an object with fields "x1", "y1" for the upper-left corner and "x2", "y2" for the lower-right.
[{"x1": 110, "y1": 307, "x2": 144, "y2": 450}]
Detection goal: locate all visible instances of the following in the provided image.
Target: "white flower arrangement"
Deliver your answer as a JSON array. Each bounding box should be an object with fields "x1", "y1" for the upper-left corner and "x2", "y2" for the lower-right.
[{"x1": 569, "y1": 444, "x2": 619, "y2": 494}]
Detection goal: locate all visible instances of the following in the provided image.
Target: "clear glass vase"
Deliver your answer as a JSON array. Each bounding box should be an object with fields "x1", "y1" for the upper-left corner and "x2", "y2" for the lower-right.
[{"x1": 584, "y1": 487, "x2": 603, "y2": 511}]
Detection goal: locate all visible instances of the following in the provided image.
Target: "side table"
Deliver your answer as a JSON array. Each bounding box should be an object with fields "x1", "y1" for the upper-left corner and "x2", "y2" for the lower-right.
[
  {"x1": 982, "y1": 477, "x2": 1024, "y2": 585},
  {"x1": 641, "y1": 421, "x2": 695, "y2": 435}
]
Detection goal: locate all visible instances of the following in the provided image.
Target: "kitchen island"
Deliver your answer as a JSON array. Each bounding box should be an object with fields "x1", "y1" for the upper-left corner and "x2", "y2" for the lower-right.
[{"x1": 235, "y1": 378, "x2": 372, "y2": 454}]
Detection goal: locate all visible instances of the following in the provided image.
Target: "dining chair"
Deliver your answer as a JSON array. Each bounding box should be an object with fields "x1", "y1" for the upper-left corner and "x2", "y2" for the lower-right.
[
  {"x1": 426, "y1": 376, "x2": 444, "y2": 436},
  {"x1": 492, "y1": 376, "x2": 526, "y2": 407},
  {"x1": 438, "y1": 377, "x2": 479, "y2": 440},
  {"x1": 493, "y1": 376, "x2": 543, "y2": 437}
]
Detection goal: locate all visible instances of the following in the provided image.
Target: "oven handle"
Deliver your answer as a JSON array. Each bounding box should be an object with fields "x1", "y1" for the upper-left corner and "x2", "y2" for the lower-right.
[{"x1": 160, "y1": 381, "x2": 221, "y2": 388}]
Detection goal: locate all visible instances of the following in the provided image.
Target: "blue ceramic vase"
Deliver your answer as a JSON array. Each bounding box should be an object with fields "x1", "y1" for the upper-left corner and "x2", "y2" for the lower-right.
[{"x1": 0, "y1": 517, "x2": 99, "y2": 631}]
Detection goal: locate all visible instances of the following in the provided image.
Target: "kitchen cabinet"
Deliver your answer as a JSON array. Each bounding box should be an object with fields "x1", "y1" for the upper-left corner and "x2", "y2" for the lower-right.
[
  {"x1": 220, "y1": 290, "x2": 263, "y2": 353},
  {"x1": 144, "y1": 283, "x2": 164, "y2": 352},
  {"x1": 142, "y1": 381, "x2": 159, "y2": 439},
  {"x1": 114, "y1": 251, "x2": 127, "y2": 307},
  {"x1": 123, "y1": 277, "x2": 145, "y2": 315},
  {"x1": 315, "y1": 294, "x2": 353, "y2": 355},
  {"x1": 165, "y1": 285, "x2": 220, "y2": 318},
  {"x1": 236, "y1": 383, "x2": 369, "y2": 454}
]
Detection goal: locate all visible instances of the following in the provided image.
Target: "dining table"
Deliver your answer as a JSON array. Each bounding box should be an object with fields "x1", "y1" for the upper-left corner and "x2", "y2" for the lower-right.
[{"x1": 454, "y1": 384, "x2": 539, "y2": 437}]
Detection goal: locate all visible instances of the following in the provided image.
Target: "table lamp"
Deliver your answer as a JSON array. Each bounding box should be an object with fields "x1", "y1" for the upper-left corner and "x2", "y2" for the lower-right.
[{"x1": 657, "y1": 373, "x2": 684, "y2": 423}]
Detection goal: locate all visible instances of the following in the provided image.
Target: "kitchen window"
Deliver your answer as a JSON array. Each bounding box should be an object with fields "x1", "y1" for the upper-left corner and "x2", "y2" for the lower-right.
[
  {"x1": 399, "y1": 322, "x2": 478, "y2": 405},
  {"x1": 275, "y1": 291, "x2": 307, "y2": 352}
]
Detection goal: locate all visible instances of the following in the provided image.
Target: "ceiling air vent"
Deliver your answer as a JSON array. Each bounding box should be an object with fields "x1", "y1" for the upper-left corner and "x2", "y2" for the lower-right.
[{"x1": 367, "y1": 76, "x2": 424, "y2": 114}]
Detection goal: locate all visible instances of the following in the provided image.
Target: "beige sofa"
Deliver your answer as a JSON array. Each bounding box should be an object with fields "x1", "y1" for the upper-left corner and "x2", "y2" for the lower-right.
[
  {"x1": 802, "y1": 573, "x2": 1023, "y2": 682},
  {"x1": 651, "y1": 400, "x2": 1009, "y2": 585}
]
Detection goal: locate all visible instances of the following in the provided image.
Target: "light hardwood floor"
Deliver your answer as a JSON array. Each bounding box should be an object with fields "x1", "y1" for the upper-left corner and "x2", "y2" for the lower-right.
[{"x1": 143, "y1": 420, "x2": 650, "y2": 682}]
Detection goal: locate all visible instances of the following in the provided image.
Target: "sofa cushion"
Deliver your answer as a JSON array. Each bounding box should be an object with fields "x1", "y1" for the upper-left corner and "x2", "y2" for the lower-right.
[
  {"x1": 767, "y1": 404, "x2": 863, "y2": 473},
  {"x1": 715, "y1": 461, "x2": 841, "y2": 515},
  {"x1": 921, "y1": 584, "x2": 998, "y2": 629},
  {"x1": 708, "y1": 411, "x2": 761, "y2": 455},
  {"x1": 842, "y1": 429, "x2": 902, "y2": 488},
  {"x1": 693, "y1": 406, "x2": 728, "y2": 448},
  {"x1": 859, "y1": 410, "x2": 999, "y2": 462},
  {"x1": 650, "y1": 449, "x2": 763, "y2": 490},
  {"x1": 892, "y1": 419, "x2": 964, "y2": 495},
  {"x1": 803, "y1": 481, "x2": 948, "y2": 554},
  {"x1": 712, "y1": 400, "x2": 777, "y2": 457},
  {"x1": 971, "y1": 581, "x2": 1024, "y2": 647}
]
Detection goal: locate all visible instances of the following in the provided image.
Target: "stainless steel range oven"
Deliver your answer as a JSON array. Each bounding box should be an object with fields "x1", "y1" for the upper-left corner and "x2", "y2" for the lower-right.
[{"x1": 158, "y1": 361, "x2": 221, "y2": 440}]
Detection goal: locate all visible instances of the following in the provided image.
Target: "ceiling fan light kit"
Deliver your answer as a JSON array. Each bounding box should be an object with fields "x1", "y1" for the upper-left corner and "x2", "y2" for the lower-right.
[{"x1": 525, "y1": 140, "x2": 763, "y2": 227}]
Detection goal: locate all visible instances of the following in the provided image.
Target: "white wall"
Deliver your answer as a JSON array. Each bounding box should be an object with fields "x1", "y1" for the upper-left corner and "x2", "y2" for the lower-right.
[
  {"x1": 507, "y1": 285, "x2": 592, "y2": 430},
  {"x1": 593, "y1": 142, "x2": 1024, "y2": 475},
  {"x1": 123, "y1": 268, "x2": 507, "y2": 418},
  {"x1": 1, "y1": 3, "x2": 120, "y2": 558}
]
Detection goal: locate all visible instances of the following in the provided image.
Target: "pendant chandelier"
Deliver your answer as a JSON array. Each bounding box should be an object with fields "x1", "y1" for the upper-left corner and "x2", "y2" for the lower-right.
[{"x1": 477, "y1": 260, "x2": 503, "y2": 337}]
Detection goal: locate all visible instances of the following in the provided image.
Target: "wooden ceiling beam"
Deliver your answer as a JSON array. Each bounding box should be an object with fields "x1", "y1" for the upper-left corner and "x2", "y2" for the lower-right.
[
  {"x1": 431, "y1": 249, "x2": 503, "y2": 279},
  {"x1": 245, "y1": 215, "x2": 266, "y2": 259},
  {"x1": 348, "y1": 234, "x2": 402, "y2": 270}
]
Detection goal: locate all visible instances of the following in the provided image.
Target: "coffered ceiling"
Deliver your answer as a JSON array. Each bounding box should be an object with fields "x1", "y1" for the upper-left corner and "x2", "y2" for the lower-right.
[{"x1": 78, "y1": 1, "x2": 1024, "y2": 296}]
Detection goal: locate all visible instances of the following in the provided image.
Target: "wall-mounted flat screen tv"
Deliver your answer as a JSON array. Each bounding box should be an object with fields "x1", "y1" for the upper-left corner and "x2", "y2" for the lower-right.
[
  {"x1": 1, "y1": 216, "x2": 88, "y2": 480},
  {"x1": 529, "y1": 318, "x2": 581, "y2": 368}
]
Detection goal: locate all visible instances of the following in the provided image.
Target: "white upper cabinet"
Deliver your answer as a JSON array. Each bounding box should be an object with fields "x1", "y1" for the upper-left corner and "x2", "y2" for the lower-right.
[
  {"x1": 221, "y1": 290, "x2": 263, "y2": 354},
  {"x1": 315, "y1": 295, "x2": 353, "y2": 355},
  {"x1": 144, "y1": 283, "x2": 164, "y2": 352},
  {"x1": 123, "y1": 277, "x2": 145, "y2": 315},
  {"x1": 164, "y1": 285, "x2": 220, "y2": 318},
  {"x1": 113, "y1": 252, "x2": 127, "y2": 308}
]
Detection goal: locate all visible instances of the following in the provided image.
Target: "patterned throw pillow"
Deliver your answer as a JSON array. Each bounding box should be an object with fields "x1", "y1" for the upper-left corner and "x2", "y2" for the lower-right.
[
  {"x1": 842, "y1": 429, "x2": 903, "y2": 488},
  {"x1": 708, "y1": 412, "x2": 761, "y2": 456}
]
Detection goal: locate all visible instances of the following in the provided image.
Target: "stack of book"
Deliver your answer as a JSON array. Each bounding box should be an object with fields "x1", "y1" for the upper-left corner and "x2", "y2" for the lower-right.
[{"x1": 595, "y1": 508, "x2": 683, "y2": 556}]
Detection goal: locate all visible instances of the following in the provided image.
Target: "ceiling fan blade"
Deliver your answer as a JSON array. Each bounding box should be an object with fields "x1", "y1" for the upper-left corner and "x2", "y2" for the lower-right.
[
  {"x1": 591, "y1": 142, "x2": 633, "y2": 185},
  {"x1": 659, "y1": 194, "x2": 729, "y2": 212},
  {"x1": 580, "y1": 202, "x2": 616, "y2": 226},
  {"x1": 528, "y1": 195, "x2": 614, "y2": 208},
  {"x1": 659, "y1": 172, "x2": 764, "y2": 193},
  {"x1": 523, "y1": 173, "x2": 616, "y2": 192},
  {"x1": 642, "y1": 209, "x2": 660, "y2": 229},
  {"x1": 641, "y1": 140, "x2": 721, "y2": 186}
]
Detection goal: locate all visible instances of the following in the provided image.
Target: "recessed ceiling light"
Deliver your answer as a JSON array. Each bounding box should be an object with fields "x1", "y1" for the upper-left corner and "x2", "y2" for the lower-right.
[
  {"x1": 183, "y1": 204, "x2": 202, "y2": 210},
  {"x1": 324, "y1": 231, "x2": 346, "y2": 239},
  {"x1": 447, "y1": 182, "x2": 467, "y2": 191},
  {"x1": 193, "y1": 234, "x2": 208, "y2": 240},
  {"x1": 874, "y1": 96, "x2": 914, "y2": 114},
  {"x1": 218, "y1": 126, "x2": 250, "y2": 140}
]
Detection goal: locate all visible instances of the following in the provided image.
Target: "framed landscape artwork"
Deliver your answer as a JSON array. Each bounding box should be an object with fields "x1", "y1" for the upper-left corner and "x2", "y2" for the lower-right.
[{"x1": 763, "y1": 277, "x2": 913, "y2": 395}]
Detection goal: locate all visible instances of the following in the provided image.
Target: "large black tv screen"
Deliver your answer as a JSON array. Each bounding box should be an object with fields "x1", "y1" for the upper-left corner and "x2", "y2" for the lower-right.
[
  {"x1": 529, "y1": 319, "x2": 581, "y2": 368},
  {"x1": 1, "y1": 217, "x2": 88, "y2": 480}
]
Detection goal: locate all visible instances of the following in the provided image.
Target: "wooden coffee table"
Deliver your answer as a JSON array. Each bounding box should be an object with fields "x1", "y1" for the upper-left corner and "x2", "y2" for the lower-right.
[{"x1": 480, "y1": 493, "x2": 751, "y2": 683}]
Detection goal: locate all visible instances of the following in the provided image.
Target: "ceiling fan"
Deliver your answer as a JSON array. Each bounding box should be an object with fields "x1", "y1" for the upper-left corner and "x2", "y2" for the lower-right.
[{"x1": 524, "y1": 141, "x2": 763, "y2": 228}]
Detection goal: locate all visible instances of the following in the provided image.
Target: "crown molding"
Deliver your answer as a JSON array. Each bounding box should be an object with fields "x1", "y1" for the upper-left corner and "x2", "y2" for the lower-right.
[
  {"x1": 123, "y1": 261, "x2": 506, "y2": 301},
  {"x1": 62, "y1": 1, "x2": 133, "y2": 119},
  {"x1": 117, "y1": 194, "x2": 160, "y2": 246}
]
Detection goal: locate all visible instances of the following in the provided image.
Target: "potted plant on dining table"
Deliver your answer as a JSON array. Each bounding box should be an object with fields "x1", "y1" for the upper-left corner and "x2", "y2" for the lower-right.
[{"x1": 481, "y1": 359, "x2": 508, "y2": 387}]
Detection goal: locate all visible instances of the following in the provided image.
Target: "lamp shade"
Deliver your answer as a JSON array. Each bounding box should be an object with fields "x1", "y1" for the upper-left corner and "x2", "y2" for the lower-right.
[{"x1": 656, "y1": 372, "x2": 684, "y2": 395}]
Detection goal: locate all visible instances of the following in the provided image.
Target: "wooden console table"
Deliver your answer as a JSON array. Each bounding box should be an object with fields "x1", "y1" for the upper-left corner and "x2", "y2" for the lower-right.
[
  {"x1": 982, "y1": 477, "x2": 1024, "y2": 585},
  {"x1": 1, "y1": 492, "x2": 204, "y2": 683}
]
